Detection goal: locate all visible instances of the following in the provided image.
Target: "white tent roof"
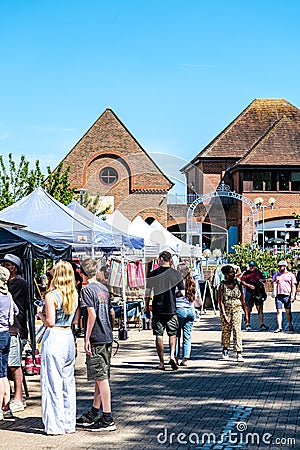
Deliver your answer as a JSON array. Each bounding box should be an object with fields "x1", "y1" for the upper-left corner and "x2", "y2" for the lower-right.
[
  {"x1": 149, "y1": 219, "x2": 194, "y2": 257},
  {"x1": 0, "y1": 188, "x2": 143, "y2": 251},
  {"x1": 129, "y1": 216, "x2": 153, "y2": 246},
  {"x1": 105, "y1": 211, "x2": 131, "y2": 234}
]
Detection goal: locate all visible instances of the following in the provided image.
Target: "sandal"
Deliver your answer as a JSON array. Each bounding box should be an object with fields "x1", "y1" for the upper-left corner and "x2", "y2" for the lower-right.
[{"x1": 169, "y1": 359, "x2": 178, "y2": 370}]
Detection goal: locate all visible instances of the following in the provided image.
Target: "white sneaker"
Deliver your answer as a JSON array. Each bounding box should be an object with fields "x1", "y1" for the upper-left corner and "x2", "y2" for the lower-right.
[
  {"x1": 237, "y1": 353, "x2": 245, "y2": 362},
  {"x1": 0, "y1": 411, "x2": 3, "y2": 421},
  {"x1": 222, "y1": 350, "x2": 230, "y2": 360},
  {"x1": 10, "y1": 400, "x2": 25, "y2": 413}
]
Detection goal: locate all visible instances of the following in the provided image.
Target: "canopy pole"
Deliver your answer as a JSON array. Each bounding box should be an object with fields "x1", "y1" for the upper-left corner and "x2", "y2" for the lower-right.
[{"x1": 121, "y1": 248, "x2": 127, "y2": 331}]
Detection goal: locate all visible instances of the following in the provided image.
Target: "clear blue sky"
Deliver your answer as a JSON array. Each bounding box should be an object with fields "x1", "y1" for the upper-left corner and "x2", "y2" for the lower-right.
[{"x1": 1, "y1": 0, "x2": 299, "y2": 195}]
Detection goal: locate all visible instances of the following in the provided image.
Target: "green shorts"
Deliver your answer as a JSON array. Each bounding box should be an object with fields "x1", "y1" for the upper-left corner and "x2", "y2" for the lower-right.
[
  {"x1": 86, "y1": 343, "x2": 112, "y2": 381},
  {"x1": 152, "y1": 314, "x2": 179, "y2": 337}
]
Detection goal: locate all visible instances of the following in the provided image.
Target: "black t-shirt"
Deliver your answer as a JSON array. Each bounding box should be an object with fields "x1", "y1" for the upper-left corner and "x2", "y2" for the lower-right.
[
  {"x1": 80, "y1": 281, "x2": 113, "y2": 345},
  {"x1": 146, "y1": 266, "x2": 184, "y2": 315},
  {"x1": 8, "y1": 275, "x2": 29, "y2": 339}
]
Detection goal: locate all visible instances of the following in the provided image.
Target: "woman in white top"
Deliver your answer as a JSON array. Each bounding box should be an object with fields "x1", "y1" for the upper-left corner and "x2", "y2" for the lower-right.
[{"x1": 37, "y1": 261, "x2": 79, "y2": 435}]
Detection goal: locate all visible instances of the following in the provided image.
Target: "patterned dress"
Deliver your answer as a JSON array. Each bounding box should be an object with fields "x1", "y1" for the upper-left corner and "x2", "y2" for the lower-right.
[{"x1": 220, "y1": 281, "x2": 243, "y2": 352}]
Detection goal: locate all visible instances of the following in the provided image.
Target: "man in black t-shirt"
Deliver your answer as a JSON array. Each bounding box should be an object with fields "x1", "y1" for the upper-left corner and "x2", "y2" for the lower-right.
[
  {"x1": 76, "y1": 258, "x2": 116, "y2": 432},
  {"x1": 144, "y1": 251, "x2": 185, "y2": 371}
]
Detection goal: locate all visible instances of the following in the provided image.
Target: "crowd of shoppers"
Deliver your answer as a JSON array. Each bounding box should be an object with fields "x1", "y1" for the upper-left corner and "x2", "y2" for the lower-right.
[{"x1": 0, "y1": 250, "x2": 299, "y2": 434}]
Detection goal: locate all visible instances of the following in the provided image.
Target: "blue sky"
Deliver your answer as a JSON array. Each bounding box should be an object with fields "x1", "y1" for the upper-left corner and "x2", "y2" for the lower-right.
[{"x1": 1, "y1": 0, "x2": 299, "y2": 195}]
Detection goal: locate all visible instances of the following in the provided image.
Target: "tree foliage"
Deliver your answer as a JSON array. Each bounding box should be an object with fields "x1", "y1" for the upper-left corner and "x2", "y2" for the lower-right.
[
  {"x1": 225, "y1": 243, "x2": 298, "y2": 277},
  {"x1": 78, "y1": 192, "x2": 111, "y2": 218},
  {"x1": 42, "y1": 162, "x2": 75, "y2": 205},
  {"x1": 0, "y1": 153, "x2": 75, "y2": 210}
]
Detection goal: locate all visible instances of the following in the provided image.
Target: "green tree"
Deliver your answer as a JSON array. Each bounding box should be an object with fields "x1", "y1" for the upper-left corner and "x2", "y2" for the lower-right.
[
  {"x1": 225, "y1": 243, "x2": 294, "y2": 278},
  {"x1": 42, "y1": 162, "x2": 75, "y2": 205},
  {"x1": 0, "y1": 153, "x2": 45, "y2": 209},
  {"x1": 0, "y1": 154, "x2": 75, "y2": 210},
  {"x1": 79, "y1": 192, "x2": 111, "y2": 218}
]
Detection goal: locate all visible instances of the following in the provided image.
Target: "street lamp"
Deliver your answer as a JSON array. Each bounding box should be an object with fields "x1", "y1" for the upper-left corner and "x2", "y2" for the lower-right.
[{"x1": 254, "y1": 197, "x2": 276, "y2": 251}]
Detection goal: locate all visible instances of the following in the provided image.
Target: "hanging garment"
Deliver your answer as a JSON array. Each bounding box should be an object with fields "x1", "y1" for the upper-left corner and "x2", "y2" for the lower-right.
[
  {"x1": 136, "y1": 260, "x2": 145, "y2": 287},
  {"x1": 109, "y1": 260, "x2": 123, "y2": 288},
  {"x1": 127, "y1": 262, "x2": 138, "y2": 288}
]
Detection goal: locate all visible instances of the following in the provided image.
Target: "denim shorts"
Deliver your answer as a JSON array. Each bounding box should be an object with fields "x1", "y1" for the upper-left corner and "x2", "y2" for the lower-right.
[
  {"x1": 0, "y1": 331, "x2": 11, "y2": 377},
  {"x1": 152, "y1": 314, "x2": 179, "y2": 337},
  {"x1": 275, "y1": 294, "x2": 291, "y2": 310},
  {"x1": 86, "y1": 343, "x2": 112, "y2": 381}
]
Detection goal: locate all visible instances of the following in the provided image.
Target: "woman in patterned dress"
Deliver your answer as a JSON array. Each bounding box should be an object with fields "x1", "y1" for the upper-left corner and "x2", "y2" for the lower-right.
[{"x1": 218, "y1": 265, "x2": 247, "y2": 362}]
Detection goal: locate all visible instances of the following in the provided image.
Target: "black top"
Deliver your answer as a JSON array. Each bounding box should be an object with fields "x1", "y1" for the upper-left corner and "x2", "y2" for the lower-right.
[
  {"x1": 80, "y1": 281, "x2": 113, "y2": 345},
  {"x1": 8, "y1": 275, "x2": 29, "y2": 339},
  {"x1": 146, "y1": 266, "x2": 184, "y2": 315}
]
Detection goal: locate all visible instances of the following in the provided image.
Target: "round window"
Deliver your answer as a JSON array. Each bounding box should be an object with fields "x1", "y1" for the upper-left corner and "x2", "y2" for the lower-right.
[{"x1": 99, "y1": 167, "x2": 118, "y2": 185}]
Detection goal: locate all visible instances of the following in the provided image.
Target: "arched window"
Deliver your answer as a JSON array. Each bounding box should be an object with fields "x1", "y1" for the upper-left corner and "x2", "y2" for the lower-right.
[{"x1": 99, "y1": 167, "x2": 118, "y2": 185}]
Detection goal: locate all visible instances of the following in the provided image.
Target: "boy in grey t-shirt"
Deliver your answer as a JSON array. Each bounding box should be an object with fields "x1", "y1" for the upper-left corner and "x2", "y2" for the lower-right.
[{"x1": 76, "y1": 258, "x2": 116, "y2": 432}]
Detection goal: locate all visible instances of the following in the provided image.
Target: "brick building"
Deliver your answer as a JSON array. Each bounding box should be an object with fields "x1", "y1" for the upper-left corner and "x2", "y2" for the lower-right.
[
  {"x1": 60, "y1": 108, "x2": 173, "y2": 227},
  {"x1": 180, "y1": 99, "x2": 300, "y2": 251}
]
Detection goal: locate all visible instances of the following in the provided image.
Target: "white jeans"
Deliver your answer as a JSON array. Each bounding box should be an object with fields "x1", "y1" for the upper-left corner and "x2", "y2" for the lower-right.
[{"x1": 41, "y1": 328, "x2": 76, "y2": 434}]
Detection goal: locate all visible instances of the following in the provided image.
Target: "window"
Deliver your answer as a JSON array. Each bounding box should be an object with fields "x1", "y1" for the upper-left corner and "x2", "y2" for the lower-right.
[
  {"x1": 291, "y1": 172, "x2": 300, "y2": 191},
  {"x1": 99, "y1": 167, "x2": 118, "y2": 185},
  {"x1": 264, "y1": 172, "x2": 277, "y2": 191},
  {"x1": 253, "y1": 173, "x2": 263, "y2": 190},
  {"x1": 279, "y1": 172, "x2": 289, "y2": 191}
]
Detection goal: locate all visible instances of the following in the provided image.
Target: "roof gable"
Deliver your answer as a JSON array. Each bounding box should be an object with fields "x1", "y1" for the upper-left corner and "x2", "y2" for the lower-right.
[
  {"x1": 233, "y1": 115, "x2": 300, "y2": 167},
  {"x1": 190, "y1": 99, "x2": 300, "y2": 163},
  {"x1": 60, "y1": 108, "x2": 173, "y2": 191}
]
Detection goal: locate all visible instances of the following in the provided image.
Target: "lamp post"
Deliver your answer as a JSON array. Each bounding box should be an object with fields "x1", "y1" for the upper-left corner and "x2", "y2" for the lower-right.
[{"x1": 254, "y1": 197, "x2": 276, "y2": 251}]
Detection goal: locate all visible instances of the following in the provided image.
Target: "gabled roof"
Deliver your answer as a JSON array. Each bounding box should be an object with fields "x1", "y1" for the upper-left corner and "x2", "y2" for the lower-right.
[
  {"x1": 231, "y1": 115, "x2": 300, "y2": 168},
  {"x1": 60, "y1": 108, "x2": 173, "y2": 192},
  {"x1": 183, "y1": 99, "x2": 300, "y2": 171}
]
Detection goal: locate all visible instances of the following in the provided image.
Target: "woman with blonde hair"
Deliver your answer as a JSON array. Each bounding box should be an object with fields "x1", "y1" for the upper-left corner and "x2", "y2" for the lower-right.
[
  {"x1": 36, "y1": 260, "x2": 79, "y2": 435},
  {"x1": 175, "y1": 263, "x2": 197, "y2": 367}
]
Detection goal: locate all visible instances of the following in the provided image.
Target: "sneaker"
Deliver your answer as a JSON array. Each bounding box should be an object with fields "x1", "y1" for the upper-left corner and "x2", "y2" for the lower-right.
[
  {"x1": 245, "y1": 325, "x2": 252, "y2": 331},
  {"x1": 10, "y1": 400, "x2": 25, "y2": 413},
  {"x1": 222, "y1": 349, "x2": 229, "y2": 360},
  {"x1": 237, "y1": 353, "x2": 245, "y2": 362},
  {"x1": 274, "y1": 328, "x2": 283, "y2": 333},
  {"x1": 288, "y1": 324, "x2": 295, "y2": 332},
  {"x1": 260, "y1": 324, "x2": 269, "y2": 331},
  {"x1": 3, "y1": 409, "x2": 16, "y2": 421},
  {"x1": 87, "y1": 416, "x2": 116, "y2": 432},
  {"x1": 0, "y1": 411, "x2": 3, "y2": 421},
  {"x1": 76, "y1": 411, "x2": 100, "y2": 428}
]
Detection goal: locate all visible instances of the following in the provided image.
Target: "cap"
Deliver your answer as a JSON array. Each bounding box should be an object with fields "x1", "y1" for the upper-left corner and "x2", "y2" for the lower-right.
[
  {"x1": 1, "y1": 253, "x2": 22, "y2": 268},
  {"x1": 80, "y1": 258, "x2": 99, "y2": 278},
  {"x1": 248, "y1": 260, "x2": 256, "y2": 267},
  {"x1": 0, "y1": 266, "x2": 10, "y2": 294},
  {"x1": 278, "y1": 260, "x2": 288, "y2": 266}
]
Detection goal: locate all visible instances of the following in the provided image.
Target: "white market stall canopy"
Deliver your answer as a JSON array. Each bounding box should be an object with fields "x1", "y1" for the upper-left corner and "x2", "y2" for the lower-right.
[
  {"x1": 149, "y1": 219, "x2": 196, "y2": 257},
  {"x1": 106, "y1": 212, "x2": 197, "y2": 258},
  {"x1": 0, "y1": 188, "x2": 144, "y2": 253}
]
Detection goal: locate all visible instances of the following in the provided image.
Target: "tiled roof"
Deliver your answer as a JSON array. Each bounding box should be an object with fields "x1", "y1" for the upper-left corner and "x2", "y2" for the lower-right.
[
  {"x1": 190, "y1": 99, "x2": 300, "y2": 163},
  {"x1": 232, "y1": 115, "x2": 300, "y2": 168}
]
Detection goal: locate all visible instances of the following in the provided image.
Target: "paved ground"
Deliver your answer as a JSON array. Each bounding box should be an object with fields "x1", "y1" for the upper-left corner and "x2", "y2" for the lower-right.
[{"x1": 1, "y1": 294, "x2": 300, "y2": 450}]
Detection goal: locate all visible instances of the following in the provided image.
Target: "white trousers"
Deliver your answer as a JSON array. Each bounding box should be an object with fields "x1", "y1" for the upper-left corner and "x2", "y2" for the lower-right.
[{"x1": 41, "y1": 328, "x2": 76, "y2": 435}]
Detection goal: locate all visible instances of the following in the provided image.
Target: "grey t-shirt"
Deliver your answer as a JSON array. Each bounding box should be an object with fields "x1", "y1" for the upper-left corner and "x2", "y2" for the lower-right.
[{"x1": 80, "y1": 281, "x2": 113, "y2": 345}]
